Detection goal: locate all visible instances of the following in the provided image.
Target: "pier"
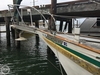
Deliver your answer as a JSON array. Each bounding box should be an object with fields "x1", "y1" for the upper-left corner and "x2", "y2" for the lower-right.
[{"x1": 0, "y1": 0, "x2": 99, "y2": 46}]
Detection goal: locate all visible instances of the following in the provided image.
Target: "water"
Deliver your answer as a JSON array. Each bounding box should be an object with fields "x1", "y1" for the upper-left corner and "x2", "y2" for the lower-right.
[{"x1": 0, "y1": 32, "x2": 67, "y2": 75}]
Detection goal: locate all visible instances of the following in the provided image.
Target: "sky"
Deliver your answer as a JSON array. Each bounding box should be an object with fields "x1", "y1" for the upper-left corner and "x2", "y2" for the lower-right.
[{"x1": 0, "y1": 0, "x2": 77, "y2": 10}]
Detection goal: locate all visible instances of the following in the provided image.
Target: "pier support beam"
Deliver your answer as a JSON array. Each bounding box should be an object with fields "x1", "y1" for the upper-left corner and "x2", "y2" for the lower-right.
[
  {"x1": 15, "y1": 17, "x2": 20, "y2": 49},
  {"x1": 5, "y1": 17, "x2": 11, "y2": 46},
  {"x1": 59, "y1": 20, "x2": 63, "y2": 32},
  {"x1": 63, "y1": 21, "x2": 68, "y2": 32},
  {"x1": 15, "y1": 30, "x2": 20, "y2": 48},
  {"x1": 68, "y1": 19, "x2": 72, "y2": 33},
  {"x1": 50, "y1": 0, "x2": 57, "y2": 31},
  {"x1": 11, "y1": 27, "x2": 15, "y2": 39},
  {"x1": 51, "y1": 0, "x2": 57, "y2": 14},
  {"x1": 35, "y1": 20, "x2": 39, "y2": 28}
]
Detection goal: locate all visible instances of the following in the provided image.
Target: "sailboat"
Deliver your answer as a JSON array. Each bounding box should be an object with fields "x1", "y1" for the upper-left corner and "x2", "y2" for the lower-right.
[{"x1": 9, "y1": 4, "x2": 100, "y2": 75}]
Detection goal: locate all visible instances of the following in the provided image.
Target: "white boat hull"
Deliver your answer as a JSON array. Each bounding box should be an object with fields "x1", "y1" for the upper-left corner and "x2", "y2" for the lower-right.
[{"x1": 38, "y1": 31, "x2": 92, "y2": 75}]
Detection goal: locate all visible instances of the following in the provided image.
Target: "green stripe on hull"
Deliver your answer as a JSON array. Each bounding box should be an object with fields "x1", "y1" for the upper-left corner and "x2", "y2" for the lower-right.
[{"x1": 57, "y1": 43, "x2": 100, "y2": 68}]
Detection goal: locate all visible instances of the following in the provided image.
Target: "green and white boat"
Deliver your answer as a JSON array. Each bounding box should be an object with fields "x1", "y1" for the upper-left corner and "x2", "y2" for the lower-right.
[{"x1": 9, "y1": 4, "x2": 100, "y2": 75}]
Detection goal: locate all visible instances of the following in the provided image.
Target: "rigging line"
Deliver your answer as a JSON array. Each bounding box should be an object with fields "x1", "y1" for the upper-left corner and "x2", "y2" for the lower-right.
[
  {"x1": 8, "y1": 5, "x2": 26, "y2": 25},
  {"x1": 15, "y1": 6, "x2": 26, "y2": 25},
  {"x1": 8, "y1": 4, "x2": 56, "y2": 34},
  {"x1": 45, "y1": 11, "x2": 57, "y2": 33},
  {"x1": 11, "y1": 4, "x2": 48, "y2": 28}
]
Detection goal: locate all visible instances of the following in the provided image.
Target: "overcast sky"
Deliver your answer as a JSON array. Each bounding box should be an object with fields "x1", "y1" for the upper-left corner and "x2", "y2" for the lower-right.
[{"x1": 0, "y1": 0, "x2": 77, "y2": 10}]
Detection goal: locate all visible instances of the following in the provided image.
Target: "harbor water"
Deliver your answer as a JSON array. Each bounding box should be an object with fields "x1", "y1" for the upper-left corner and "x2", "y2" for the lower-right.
[{"x1": 0, "y1": 26, "x2": 67, "y2": 75}]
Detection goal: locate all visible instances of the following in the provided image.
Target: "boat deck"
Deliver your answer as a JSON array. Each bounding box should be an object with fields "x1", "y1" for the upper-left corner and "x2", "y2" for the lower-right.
[
  {"x1": 57, "y1": 33, "x2": 100, "y2": 50},
  {"x1": 36, "y1": 26, "x2": 100, "y2": 50},
  {"x1": 12, "y1": 25, "x2": 100, "y2": 50}
]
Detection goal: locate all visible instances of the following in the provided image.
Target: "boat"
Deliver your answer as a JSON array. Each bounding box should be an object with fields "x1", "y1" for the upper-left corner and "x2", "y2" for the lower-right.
[
  {"x1": 40, "y1": 30, "x2": 100, "y2": 75},
  {"x1": 9, "y1": 4, "x2": 100, "y2": 75}
]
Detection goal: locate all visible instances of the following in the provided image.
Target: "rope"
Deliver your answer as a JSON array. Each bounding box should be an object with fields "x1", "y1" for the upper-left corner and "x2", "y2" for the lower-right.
[{"x1": 16, "y1": 6, "x2": 26, "y2": 25}]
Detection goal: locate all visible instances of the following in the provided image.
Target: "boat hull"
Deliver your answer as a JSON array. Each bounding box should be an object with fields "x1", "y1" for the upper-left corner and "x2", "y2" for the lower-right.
[
  {"x1": 37, "y1": 31, "x2": 93, "y2": 75},
  {"x1": 42, "y1": 36, "x2": 92, "y2": 75}
]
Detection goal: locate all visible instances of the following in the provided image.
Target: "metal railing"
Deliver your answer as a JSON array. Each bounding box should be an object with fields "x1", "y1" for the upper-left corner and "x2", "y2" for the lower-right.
[{"x1": 8, "y1": 4, "x2": 56, "y2": 28}]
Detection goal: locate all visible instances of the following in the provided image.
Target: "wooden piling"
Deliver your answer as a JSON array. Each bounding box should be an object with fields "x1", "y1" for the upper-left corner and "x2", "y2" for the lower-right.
[
  {"x1": 15, "y1": 30, "x2": 20, "y2": 49},
  {"x1": 35, "y1": 20, "x2": 39, "y2": 28},
  {"x1": 15, "y1": 15, "x2": 20, "y2": 49},
  {"x1": 11, "y1": 27, "x2": 15, "y2": 39},
  {"x1": 50, "y1": 0, "x2": 57, "y2": 31},
  {"x1": 51, "y1": 0, "x2": 57, "y2": 14},
  {"x1": 35, "y1": 20, "x2": 39, "y2": 49},
  {"x1": 5, "y1": 17, "x2": 11, "y2": 46}
]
